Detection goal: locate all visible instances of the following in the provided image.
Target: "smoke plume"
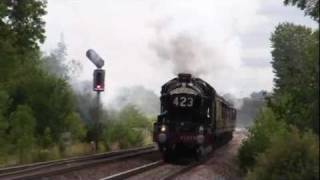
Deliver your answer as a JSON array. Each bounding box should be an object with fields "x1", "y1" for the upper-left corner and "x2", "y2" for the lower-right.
[
  {"x1": 223, "y1": 93, "x2": 244, "y2": 109},
  {"x1": 149, "y1": 21, "x2": 238, "y2": 78},
  {"x1": 150, "y1": 34, "x2": 213, "y2": 76}
]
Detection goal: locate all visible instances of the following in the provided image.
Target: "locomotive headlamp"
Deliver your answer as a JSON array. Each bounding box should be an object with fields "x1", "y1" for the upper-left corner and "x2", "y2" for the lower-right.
[
  {"x1": 160, "y1": 125, "x2": 166, "y2": 132},
  {"x1": 199, "y1": 126, "x2": 204, "y2": 134}
]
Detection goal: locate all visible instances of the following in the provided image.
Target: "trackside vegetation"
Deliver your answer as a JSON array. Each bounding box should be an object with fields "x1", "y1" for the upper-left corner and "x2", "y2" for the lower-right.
[
  {"x1": 0, "y1": 0, "x2": 153, "y2": 166},
  {"x1": 237, "y1": 0, "x2": 319, "y2": 179}
]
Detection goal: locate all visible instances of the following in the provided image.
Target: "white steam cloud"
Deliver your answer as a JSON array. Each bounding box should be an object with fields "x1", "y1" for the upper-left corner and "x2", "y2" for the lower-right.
[
  {"x1": 148, "y1": 16, "x2": 247, "y2": 90},
  {"x1": 43, "y1": 0, "x2": 316, "y2": 101},
  {"x1": 150, "y1": 33, "x2": 214, "y2": 76}
]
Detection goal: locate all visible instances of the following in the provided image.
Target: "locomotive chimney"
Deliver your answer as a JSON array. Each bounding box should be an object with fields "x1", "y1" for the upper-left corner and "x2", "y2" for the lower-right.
[{"x1": 178, "y1": 73, "x2": 192, "y2": 82}]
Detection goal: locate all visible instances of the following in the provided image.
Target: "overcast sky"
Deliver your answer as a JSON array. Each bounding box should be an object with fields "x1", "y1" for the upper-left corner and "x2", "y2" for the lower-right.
[{"x1": 42, "y1": 0, "x2": 317, "y2": 104}]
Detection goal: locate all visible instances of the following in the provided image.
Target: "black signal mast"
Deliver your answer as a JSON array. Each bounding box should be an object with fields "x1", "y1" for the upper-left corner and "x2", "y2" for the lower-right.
[{"x1": 86, "y1": 49, "x2": 105, "y2": 152}]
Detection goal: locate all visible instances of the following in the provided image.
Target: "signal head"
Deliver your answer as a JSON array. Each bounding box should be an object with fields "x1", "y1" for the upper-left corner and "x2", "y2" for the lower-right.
[{"x1": 93, "y1": 69, "x2": 105, "y2": 91}]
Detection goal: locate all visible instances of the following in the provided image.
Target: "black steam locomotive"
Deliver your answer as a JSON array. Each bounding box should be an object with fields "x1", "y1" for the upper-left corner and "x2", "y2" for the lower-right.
[{"x1": 153, "y1": 73, "x2": 236, "y2": 160}]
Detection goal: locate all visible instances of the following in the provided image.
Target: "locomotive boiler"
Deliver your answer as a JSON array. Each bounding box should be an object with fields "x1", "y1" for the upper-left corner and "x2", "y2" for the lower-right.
[{"x1": 153, "y1": 73, "x2": 236, "y2": 161}]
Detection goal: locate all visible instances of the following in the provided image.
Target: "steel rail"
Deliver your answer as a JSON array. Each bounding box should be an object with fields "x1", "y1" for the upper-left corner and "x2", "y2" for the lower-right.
[
  {"x1": 100, "y1": 160, "x2": 202, "y2": 180},
  {"x1": 100, "y1": 160, "x2": 164, "y2": 180},
  {"x1": 0, "y1": 145, "x2": 154, "y2": 175},
  {"x1": 0, "y1": 146, "x2": 156, "y2": 180}
]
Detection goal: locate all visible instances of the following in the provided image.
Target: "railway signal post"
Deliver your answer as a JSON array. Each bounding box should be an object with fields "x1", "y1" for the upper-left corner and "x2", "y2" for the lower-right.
[{"x1": 86, "y1": 49, "x2": 105, "y2": 151}]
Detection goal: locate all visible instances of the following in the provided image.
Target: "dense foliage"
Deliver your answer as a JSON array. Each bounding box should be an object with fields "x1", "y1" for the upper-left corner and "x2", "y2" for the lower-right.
[
  {"x1": 271, "y1": 23, "x2": 319, "y2": 134},
  {"x1": 0, "y1": 0, "x2": 86, "y2": 164},
  {"x1": 238, "y1": 1, "x2": 319, "y2": 179},
  {"x1": 0, "y1": 0, "x2": 46, "y2": 52},
  {"x1": 0, "y1": 0, "x2": 153, "y2": 165},
  {"x1": 238, "y1": 107, "x2": 288, "y2": 171},
  {"x1": 246, "y1": 128, "x2": 319, "y2": 180}
]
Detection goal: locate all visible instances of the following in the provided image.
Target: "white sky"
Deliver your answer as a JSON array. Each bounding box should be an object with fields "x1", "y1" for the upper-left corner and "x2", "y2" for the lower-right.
[{"x1": 42, "y1": 0, "x2": 317, "y2": 104}]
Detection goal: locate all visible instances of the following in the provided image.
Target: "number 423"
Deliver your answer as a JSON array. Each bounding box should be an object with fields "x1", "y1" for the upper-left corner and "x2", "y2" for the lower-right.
[{"x1": 173, "y1": 96, "x2": 194, "y2": 107}]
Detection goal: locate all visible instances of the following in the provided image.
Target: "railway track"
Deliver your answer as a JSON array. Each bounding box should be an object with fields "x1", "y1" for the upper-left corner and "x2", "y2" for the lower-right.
[
  {"x1": 0, "y1": 146, "x2": 156, "y2": 180},
  {"x1": 99, "y1": 131, "x2": 245, "y2": 180},
  {"x1": 100, "y1": 160, "x2": 202, "y2": 180}
]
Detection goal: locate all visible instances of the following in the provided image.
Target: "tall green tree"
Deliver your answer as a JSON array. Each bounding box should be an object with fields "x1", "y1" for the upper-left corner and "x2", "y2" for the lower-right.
[
  {"x1": 0, "y1": 0, "x2": 91, "y2": 164},
  {"x1": 284, "y1": 0, "x2": 319, "y2": 22},
  {"x1": 0, "y1": 0, "x2": 47, "y2": 52},
  {"x1": 0, "y1": 0, "x2": 47, "y2": 83},
  {"x1": 270, "y1": 23, "x2": 319, "y2": 133}
]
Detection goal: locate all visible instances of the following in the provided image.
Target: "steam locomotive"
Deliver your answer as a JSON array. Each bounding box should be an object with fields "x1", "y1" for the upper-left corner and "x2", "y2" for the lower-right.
[{"x1": 153, "y1": 73, "x2": 236, "y2": 161}]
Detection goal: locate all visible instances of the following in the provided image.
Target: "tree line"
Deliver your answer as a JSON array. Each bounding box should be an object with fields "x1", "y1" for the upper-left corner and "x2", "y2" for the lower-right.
[
  {"x1": 237, "y1": 0, "x2": 319, "y2": 179},
  {"x1": 0, "y1": 0, "x2": 152, "y2": 166}
]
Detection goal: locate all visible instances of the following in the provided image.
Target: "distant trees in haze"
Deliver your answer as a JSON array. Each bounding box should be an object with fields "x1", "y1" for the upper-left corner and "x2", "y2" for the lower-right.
[
  {"x1": 42, "y1": 39, "x2": 69, "y2": 80},
  {"x1": 111, "y1": 86, "x2": 160, "y2": 117},
  {"x1": 41, "y1": 36, "x2": 82, "y2": 81},
  {"x1": 224, "y1": 91, "x2": 268, "y2": 128}
]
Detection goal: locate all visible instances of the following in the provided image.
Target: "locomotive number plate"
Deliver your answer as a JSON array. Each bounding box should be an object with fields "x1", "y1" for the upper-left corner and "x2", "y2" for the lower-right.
[
  {"x1": 173, "y1": 96, "x2": 194, "y2": 107},
  {"x1": 179, "y1": 135, "x2": 196, "y2": 142}
]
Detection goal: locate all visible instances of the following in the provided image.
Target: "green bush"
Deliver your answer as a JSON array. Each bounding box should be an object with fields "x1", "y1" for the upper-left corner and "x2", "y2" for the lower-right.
[
  {"x1": 0, "y1": 91, "x2": 10, "y2": 163},
  {"x1": 246, "y1": 128, "x2": 319, "y2": 180},
  {"x1": 32, "y1": 145, "x2": 61, "y2": 162},
  {"x1": 64, "y1": 112, "x2": 87, "y2": 141},
  {"x1": 9, "y1": 105, "x2": 36, "y2": 163},
  {"x1": 102, "y1": 105, "x2": 153, "y2": 150},
  {"x1": 237, "y1": 107, "x2": 288, "y2": 172}
]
